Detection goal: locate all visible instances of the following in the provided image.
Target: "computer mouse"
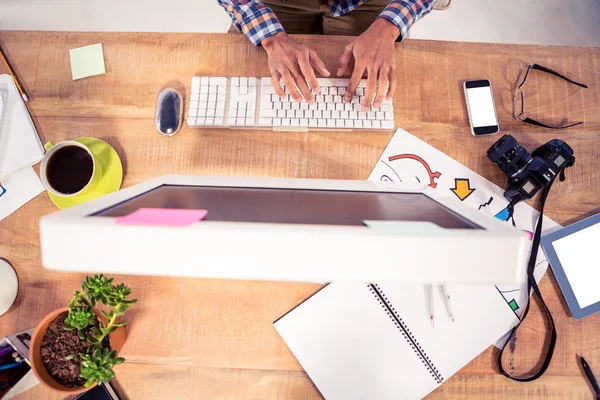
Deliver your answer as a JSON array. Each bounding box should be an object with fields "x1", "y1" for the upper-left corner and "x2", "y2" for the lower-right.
[{"x1": 155, "y1": 88, "x2": 182, "y2": 136}]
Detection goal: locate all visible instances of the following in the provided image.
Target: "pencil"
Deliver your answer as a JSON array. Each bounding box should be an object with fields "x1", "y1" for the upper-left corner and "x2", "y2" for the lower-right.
[{"x1": 0, "y1": 45, "x2": 28, "y2": 101}]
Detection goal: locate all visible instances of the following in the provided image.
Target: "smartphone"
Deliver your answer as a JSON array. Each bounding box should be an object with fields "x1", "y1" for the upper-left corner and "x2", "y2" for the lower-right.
[
  {"x1": 463, "y1": 79, "x2": 499, "y2": 135},
  {"x1": 73, "y1": 382, "x2": 120, "y2": 400}
]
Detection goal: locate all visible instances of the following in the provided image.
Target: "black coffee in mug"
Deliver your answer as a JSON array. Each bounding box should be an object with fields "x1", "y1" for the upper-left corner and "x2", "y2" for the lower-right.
[{"x1": 46, "y1": 146, "x2": 94, "y2": 194}]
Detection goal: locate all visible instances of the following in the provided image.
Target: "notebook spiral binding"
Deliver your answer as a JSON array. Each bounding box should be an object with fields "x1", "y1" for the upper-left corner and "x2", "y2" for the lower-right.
[{"x1": 368, "y1": 283, "x2": 444, "y2": 384}]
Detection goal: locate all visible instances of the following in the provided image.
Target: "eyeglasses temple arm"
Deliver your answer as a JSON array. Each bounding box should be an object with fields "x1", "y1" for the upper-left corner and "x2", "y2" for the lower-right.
[{"x1": 531, "y1": 64, "x2": 588, "y2": 88}]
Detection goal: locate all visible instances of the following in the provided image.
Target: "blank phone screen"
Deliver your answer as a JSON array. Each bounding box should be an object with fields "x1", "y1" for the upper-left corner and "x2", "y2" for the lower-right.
[{"x1": 466, "y1": 86, "x2": 498, "y2": 127}]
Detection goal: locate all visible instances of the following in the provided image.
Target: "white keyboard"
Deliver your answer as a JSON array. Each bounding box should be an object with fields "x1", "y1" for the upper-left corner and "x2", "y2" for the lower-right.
[{"x1": 186, "y1": 77, "x2": 395, "y2": 132}]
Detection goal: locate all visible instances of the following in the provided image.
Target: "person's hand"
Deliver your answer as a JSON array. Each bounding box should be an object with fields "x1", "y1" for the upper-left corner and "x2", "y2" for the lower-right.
[
  {"x1": 336, "y1": 18, "x2": 399, "y2": 112},
  {"x1": 262, "y1": 32, "x2": 330, "y2": 103}
]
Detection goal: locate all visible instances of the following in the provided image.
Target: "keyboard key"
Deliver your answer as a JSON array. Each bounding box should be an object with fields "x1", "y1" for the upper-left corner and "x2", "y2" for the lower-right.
[
  {"x1": 200, "y1": 85, "x2": 209, "y2": 94},
  {"x1": 384, "y1": 111, "x2": 393, "y2": 120},
  {"x1": 309, "y1": 103, "x2": 318, "y2": 110},
  {"x1": 381, "y1": 103, "x2": 393, "y2": 112},
  {"x1": 273, "y1": 103, "x2": 282, "y2": 110},
  {"x1": 313, "y1": 110, "x2": 321, "y2": 118},
  {"x1": 318, "y1": 119, "x2": 327, "y2": 127},
  {"x1": 191, "y1": 93, "x2": 200, "y2": 102},
  {"x1": 239, "y1": 85, "x2": 248, "y2": 95},
  {"x1": 283, "y1": 102, "x2": 291, "y2": 110},
  {"x1": 337, "y1": 87, "x2": 345, "y2": 96},
  {"x1": 345, "y1": 120, "x2": 353, "y2": 128},
  {"x1": 354, "y1": 104, "x2": 362, "y2": 112},
  {"x1": 217, "y1": 101, "x2": 226, "y2": 109},
  {"x1": 308, "y1": 119, "x2": 317, "y2": 127},
  {"x1": 196, "y1": 118, "x2": 205, "y2": 126},
  {"x1": 245, "y1": 118, "x2": 254, "y2": 126},
  {"x1": 351, "y1": 96, "x2": 360, "y2": 104},
  {"x1": 325, "y1": 95, "x2": 333, "y2": 103},
  {"x1": 191, "y1": 77, "x2": 201, "y2": 93},
  {"x1": 262, "y1": 85, "x2": 275, "y2": 94},
  {"x1": 189, "y1": 101, "x2": 199, "y2": 110},
  {"x1": 363, "y1": 120, "x2": 372, "y2": 128},
  {"x1": 281, "y1": 118, "x2": 291, "y2": 127},
  {"x1": 340, "y1": 111, "x2": 349, "y2": 119},
  {"x1": 207, "y1": 109, "x2": 215, "y2": 117},
  {"x1": 187, "y1": 117, "x2": 196, "y2": 126},
  {"x1": 216, "y1": 109, "x2": 225, "y2": 117},
  {"x1": 372, "y1": 120, "x2": 381, "y2": 129},
  {"x1": 262, "y1": 109, "x2": 276, "y2": 118},
  {"x1": 286, "y1": 110, "x2": 295, "y2": 118},
  {"x1": 367, "y1": 112, "x2": 376, "y2": 120},
  {"x1": 344, "y1": 103, "x2": 353, "y2": 111},
  {"x1": 259, "y1": 118, "x2": 272, "y2": 126},
  {"x1": 326, "y1": 103, "x2": 335, "y2": 111},
  {"x1": 292, "y1": 102, "x2": 300, "y2": 110},
  {"x1": 334, "y1": 95, "x2": 342, "y2": 103},
  {"x1": 323, "y1": 110, "x2": 331, "y2": 119},
  {"x1": 318, "y1": 103, "x2": 327, "y2": 111},
  {"x1": 315, "y1": 95, "x2": 324, "y2": 103},
  {"x1": 200, "y1": 77, "x2": 210, "y2": 85},
  {"x1": 208, "y1": 101, "x2": 216, "y2": 109},
  {"x1": 227, "y1": 117, "x2": 236, "y2": 125},
  {"x1": 210, "y1": 77, "x2": 227, "y2": 86},
  {"x1": 277, "y1": 110, "x2": 286, "y2": 118},
  {"x1": 218, "y1": 94, "x2": 227, "y2": 102},
  {"x1": 376, "y1": 112, "x2": 385, "y2": 120},
  {"x1": 336, "y1": 119, "x2": 345, "y2": 128},
  {"x1": 321, "y1": 87, "x2": 329, "y2": 95},
  {"x1": 354, "y1": 119, "x2": 363, "y2": 128},
  {"x1": 214, "y1": 117, "x2": 224, "y2": 125},
  {"x1": 248, "y1": 77, "x2": 257, "y2": 86},
  {"x1": 335, "y1": 103, "x2": 344, "y2": 111},
  {"x1": 209, "y1": 85, "x2": 218, "y2": 93},
  {"x1": 272, "y1": 118, "x2": 281, "y2": 126},
  {"x1": 199, "y1": 93, "x2": 208, "y2": 102},
  {"x1": 198, "y1": 109, "x2": 206, "y2": 117},
  {"x1": 327, "y1": 119, "x2": 335, "y2": 128},
  {"x1": 291, "y1": 118, "x2": 300, "y2": 127},
  {"x1": 240, "y1": 77, "x2": 248, "y2": 86},
  {"x1": 238, "y1": 101, "x2": 247, "y2": 109},
  {"x1": 295, "y1": 110, "x2": 304, "y2": 118},
  {"x1": 189, "y1": 108, "x2": 198, "y2": 117},
  {"x1": 301, "y1": 103, "x2": 309, "y2": 110},
  {"x1": 205, "y1": 117, "x2": 214, "y2": 126},
  {"x1": 382, "y1": 120, "x2": 395, "y2": 129},
  {"x1": 350, "y1": 111, "x2": 357, "y2": 119},
  {"x1": 332, "y1": 111, "x2": 340, "y2": 119}
]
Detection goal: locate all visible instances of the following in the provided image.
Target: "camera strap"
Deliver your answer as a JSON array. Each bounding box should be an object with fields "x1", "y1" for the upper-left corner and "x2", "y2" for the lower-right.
[{"x1": 497, "y1": 169, "x2": 569, "y2": 381}]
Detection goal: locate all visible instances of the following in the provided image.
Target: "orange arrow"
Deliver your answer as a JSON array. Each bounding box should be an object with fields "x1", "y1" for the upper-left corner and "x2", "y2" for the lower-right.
[{"x1": 451, "y1": 178, "x2": 475, "y2": 201}]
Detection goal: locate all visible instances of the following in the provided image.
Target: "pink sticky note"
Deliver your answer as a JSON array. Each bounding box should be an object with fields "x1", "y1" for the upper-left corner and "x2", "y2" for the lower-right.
[{"x1": 115, "y1": 208, "x2": 208, "y2": 227}]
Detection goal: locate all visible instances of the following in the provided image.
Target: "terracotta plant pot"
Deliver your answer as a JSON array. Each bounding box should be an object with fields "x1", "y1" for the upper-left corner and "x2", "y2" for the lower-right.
[{"x1": 29, "y1": 307, "x2": 127, "y2": 394}]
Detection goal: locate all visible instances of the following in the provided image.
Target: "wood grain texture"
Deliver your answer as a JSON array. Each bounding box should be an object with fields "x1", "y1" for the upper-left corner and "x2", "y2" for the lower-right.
[{"x1": 0, "y1": 31, "x2": 598, "y2": 399}]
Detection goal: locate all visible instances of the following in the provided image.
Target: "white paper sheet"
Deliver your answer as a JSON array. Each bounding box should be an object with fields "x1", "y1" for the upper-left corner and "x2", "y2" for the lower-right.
[
  {"x1": 0, "y1": 75, "x2": 45, "y2": 181},
  {"x1": 367, "y1": 129, "x2": 560, "y2": 347},
  {"x1": 0, "y1": 167, "x2": 45, "y2": 222},
  {"x1": 553, "y1": 223, "x2": 600, "y2": 308}
]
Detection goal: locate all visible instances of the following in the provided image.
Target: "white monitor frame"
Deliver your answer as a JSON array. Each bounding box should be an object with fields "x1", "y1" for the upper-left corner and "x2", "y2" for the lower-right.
[{"x1": 40, "y1": 175, "x2": 529, "y2": 284}]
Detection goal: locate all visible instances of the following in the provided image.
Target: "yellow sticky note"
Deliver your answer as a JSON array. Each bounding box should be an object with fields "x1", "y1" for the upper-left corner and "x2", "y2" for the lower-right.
[{"x1": 69, "y1": 43, "x2": 106, "y2": 80}]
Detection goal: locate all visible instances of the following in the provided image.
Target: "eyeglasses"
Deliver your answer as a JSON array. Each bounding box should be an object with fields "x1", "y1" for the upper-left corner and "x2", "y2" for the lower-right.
[{"x1": 513, "y1": 63, "x2": 588, "y2": 129}]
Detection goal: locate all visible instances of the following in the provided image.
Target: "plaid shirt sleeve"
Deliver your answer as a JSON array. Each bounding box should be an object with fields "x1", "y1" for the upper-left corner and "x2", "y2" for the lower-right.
[
  {"x1": 217, "y1": 0, "x2": 285, "y2": 46},
  {"x1": 378, "y1": 0, "x2": 438, "y2": 40}
]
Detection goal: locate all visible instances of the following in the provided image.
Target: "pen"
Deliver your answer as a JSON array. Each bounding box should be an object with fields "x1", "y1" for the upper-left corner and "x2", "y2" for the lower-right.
[
  {"x1": 0, "y1": 361, "x2": 23, "y2": 371},
  {"x1": 580, "y1": 355, "x2": 600, "y2": 400},
  {"x1": 440, "y1": 285, "x2": 455, "y2": 322},
  {"x1": 427, "y1": 284, "x2": 435, "y2": 327},
  {"x1": 0, "y1": 46, "x2": 28, "y2": 101}
]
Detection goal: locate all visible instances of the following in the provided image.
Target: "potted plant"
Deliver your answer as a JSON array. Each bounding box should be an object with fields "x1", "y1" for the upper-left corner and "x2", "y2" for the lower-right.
[{"x1": 29, "y1": 275, "x2": 137, "y2": 394}]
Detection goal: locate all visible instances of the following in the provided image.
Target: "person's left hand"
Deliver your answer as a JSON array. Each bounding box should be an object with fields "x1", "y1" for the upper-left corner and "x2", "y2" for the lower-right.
[{"x1": 336, "y1": 18, "x2": 400, "y2": 112}]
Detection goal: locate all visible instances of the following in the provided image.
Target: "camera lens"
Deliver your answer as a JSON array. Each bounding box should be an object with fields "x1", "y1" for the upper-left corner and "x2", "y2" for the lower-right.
[{"x1": 487, "y1": 135, "x2": 532, "y2": 178}]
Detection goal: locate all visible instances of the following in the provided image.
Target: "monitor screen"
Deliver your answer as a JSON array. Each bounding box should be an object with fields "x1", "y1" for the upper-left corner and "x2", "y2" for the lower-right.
[{"x1": 92, "y1": 185, "x2": 481, "y2": 229}]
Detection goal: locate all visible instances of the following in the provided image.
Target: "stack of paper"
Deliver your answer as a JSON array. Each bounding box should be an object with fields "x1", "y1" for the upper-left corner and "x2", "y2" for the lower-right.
[{"x1": 0, "y1": 75, "x2": 45, "y2": 222}]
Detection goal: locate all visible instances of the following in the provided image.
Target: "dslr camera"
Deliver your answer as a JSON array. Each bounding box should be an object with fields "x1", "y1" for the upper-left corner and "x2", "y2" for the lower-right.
[{"x1": 487, "y1": 135, "x2": 575, "y2": 205}]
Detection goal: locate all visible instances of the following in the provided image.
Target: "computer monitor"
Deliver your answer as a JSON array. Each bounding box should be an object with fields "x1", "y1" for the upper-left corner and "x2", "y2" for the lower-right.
[{"x1": 40, "y1": 175, "x2": 528, "y2": 284}]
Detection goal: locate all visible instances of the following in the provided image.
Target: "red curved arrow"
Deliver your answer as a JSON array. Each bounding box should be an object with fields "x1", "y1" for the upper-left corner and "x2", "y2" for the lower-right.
[{"x1": 388, "y1": 154, "x2": 442, "y2": 188}]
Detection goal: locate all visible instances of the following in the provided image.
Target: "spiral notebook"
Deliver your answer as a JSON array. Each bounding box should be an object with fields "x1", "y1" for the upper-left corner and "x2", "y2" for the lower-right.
[{"x1": 275, "y1": 281, "x2": 517, "y2": 400}]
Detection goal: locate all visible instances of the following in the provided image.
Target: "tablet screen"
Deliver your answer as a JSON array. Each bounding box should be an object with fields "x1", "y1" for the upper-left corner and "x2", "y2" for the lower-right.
[{"x1": 552, "y1": 222, "x2": 600, "y2": 308}]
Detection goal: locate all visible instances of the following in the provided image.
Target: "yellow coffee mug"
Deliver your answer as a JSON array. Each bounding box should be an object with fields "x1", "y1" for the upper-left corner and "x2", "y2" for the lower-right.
[{"x1": 41, "y1": 141, "x2": 103, "y2": 197}]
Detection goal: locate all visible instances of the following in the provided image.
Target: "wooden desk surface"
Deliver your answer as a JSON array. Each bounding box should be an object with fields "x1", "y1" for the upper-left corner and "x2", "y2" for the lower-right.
[{"x1": 0, "y1": 31, "x2": 599, "y2": 399}]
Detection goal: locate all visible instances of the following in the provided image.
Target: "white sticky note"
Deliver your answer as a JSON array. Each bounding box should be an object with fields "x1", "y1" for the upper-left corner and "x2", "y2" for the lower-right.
[
  {"x1": 553, "y1": 223, "x2": 600, "y2": 308},
  {"x1": 69, "y1": 43, "x2": 106, "y2": 80},
  {"x1": 0, "y1": 166, "x2": 45, "y2": 222}
]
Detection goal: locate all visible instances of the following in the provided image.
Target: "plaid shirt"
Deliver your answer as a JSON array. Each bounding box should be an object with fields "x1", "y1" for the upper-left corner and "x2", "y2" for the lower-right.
[{"x1": 218, "y1": 0, "x2": 437, "y2": 45}]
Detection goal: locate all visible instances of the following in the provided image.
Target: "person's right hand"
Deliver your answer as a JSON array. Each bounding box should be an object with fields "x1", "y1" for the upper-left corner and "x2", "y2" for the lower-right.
[{"x1": 261, "y1": 32, "x2": 330, "y2": 103}]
